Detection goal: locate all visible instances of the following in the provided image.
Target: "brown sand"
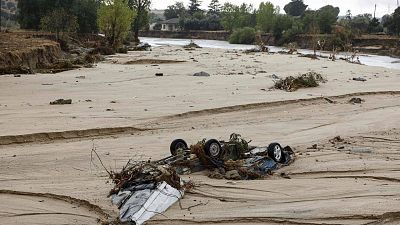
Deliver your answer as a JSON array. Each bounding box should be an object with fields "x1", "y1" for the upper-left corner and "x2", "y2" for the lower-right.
[{"x1": 0, "y1": 46, "x2": 399, "y2": 224}]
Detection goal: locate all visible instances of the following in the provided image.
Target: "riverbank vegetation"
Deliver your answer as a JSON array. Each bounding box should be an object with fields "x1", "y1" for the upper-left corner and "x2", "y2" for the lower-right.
[
  {"x1": 163, "y1": 0, "x2": 400, "y2": 48},
  {"x1": 8, "y1": 0, "x2": 400, "y2": 52},
  {"x1": 15, "y1": 0, "x2": 149, "y2": 50}
]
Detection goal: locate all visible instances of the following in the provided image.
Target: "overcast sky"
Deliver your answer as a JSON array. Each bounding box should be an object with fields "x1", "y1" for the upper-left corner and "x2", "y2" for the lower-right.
[{"x1": 151, "y1": 0, "x2": 399, "y2": 17}]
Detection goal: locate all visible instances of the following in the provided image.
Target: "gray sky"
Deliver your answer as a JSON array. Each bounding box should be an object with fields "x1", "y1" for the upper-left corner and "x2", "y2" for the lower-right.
[{"x1": 151, "y1": 0, "x2": 399, "y2": 17}]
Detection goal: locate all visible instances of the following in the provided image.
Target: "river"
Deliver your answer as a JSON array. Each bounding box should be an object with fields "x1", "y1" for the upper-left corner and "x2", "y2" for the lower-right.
[{"x1": 140, "y1": 37, "x2": 400, "y2": 70}]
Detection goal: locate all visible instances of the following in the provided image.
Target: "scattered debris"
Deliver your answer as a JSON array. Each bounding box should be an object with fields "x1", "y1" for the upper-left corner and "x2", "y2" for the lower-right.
[
  {"x1": 270, "y1": 74, "x2": 280, "y2": 80},
  {"x1": 184, "y1": 40, "x2": 202, "y2": 49},
  {"x1": 13, "y1": 74, "x2": 21, "y2": 77},
  {"x1": 75, "y1": 76, "x2": 86, "y2": 79},
  {"x1": 353, "y1": 77, "x2": 367, "y2": 82},
  {"x1": 298, "y1": 53, "x2": 319, "y2": 60},
  {"x1": 324, "y1": 97, "x2": 337, "y2": 104},
  {"x1": 280, "y1": 172, "x2": 291, "y2": 179},
  {"x1": 224, "y1": 170, "x2": 241, "y2": 180},
  {"x1": 274, "y1": 72, "x2": 326, "y2": 92},
  {"x1": 193, "y1": 71, "x2": 210, "y2": 77},
  {"x1": 125, "y1": 59, "x2": 185, "y2": 65},
  {"x1": 349, "y1": 97, "x2": 364, "y2": 104},
  {"x1": 128, "y1": 42, "x2": 152, "y2": 51},
  {"x1": 308, "y1": 144, "x2": 318, "y2": 149},
  {"x1": 50, "y1": 99, "x2": 72, "y2": 105},
  {"x1": 286, "y1": 42, "x2": 298, "y2": 54},
  {"x1": 208, "y1": 169, "x2": 224, "y2": 179},
  {"x1": 329, "y1": 136, "x2": 344, "y2": 144}
]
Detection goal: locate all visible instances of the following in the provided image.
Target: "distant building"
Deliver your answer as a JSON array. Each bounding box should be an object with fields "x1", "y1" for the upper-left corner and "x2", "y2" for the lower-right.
[{"x1": 160, "y1": 18, "x2": 180, "y2": 32}]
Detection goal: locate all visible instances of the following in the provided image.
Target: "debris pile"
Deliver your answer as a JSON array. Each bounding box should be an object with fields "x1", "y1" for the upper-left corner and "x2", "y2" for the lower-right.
[
  {"x1": 50, "y1": 99, "x2": 72, "y2": 105},
  {"x1": 105, "y1": 134, "x2": 294, "y2": 224},
  {"x1": 349, "y1": 97, "x2": 364, "y2": 104},
  {"x1": 108, "y1": 160, "x2": 185, "y2": 225},
  {"x1": 184, "y1": 40, "x2": 202, "y2": 49},
  {"x1": 274, "y1": 71, "x2": 326, "y2": 92},
  {"x1": 128, "y1": 43, "x2": 152, "y2": 51}
]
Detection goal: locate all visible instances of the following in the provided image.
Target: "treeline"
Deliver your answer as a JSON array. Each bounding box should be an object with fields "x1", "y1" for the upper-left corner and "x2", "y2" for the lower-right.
[
  {"x1": 163, "y1": 0, "x2": 400, "y2": 46},
  {"x1": 17, "y1": 0, "x2": 151, "y2": 48}
]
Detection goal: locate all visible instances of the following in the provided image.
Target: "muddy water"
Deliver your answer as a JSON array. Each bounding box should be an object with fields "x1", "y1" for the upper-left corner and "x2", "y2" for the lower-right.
[{"x1": 141, "y1": 37, "x2": 400, "y2": 70}]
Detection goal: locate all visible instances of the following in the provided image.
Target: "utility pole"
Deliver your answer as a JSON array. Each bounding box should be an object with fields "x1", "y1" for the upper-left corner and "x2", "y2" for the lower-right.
[{"x1": 374, "y1": 4, "x2": 377, "y2": 18}]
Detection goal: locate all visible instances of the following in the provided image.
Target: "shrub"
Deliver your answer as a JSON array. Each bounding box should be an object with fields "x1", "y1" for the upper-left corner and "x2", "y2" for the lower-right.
[{"x1": 229, "y1": 27, "x2": 256, "y2": 44}]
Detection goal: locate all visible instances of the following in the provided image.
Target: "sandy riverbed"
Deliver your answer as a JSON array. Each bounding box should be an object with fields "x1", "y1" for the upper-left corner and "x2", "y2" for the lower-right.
[{"x1": 0, "y1": 46, "x2": 400, "y2": 224}]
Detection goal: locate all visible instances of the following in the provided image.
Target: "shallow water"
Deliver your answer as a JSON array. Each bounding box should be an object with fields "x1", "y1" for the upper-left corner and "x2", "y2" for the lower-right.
[{"x1": 140, "y1": 37, "x2": 400, "y2": 70}]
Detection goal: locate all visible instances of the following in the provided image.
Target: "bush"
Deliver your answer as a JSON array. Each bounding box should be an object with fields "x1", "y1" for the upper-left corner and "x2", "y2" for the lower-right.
[{"x1": 229, "y1": 27, "x2": 256, "y2": 44}]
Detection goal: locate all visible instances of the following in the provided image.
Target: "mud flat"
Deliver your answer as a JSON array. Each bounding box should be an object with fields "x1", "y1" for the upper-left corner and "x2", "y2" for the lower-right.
[{"x1": 0, "y1": 45, "x2": 399, "y2": 224}]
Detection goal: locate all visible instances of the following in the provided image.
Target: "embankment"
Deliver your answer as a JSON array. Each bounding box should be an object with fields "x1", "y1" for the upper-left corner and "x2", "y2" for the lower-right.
[
  {"x1": 140, "y1": 30, "x2": 230, "y2": 41},
  {"x1": 0, "y1": 32, "x2": 62, "y2": 74}
]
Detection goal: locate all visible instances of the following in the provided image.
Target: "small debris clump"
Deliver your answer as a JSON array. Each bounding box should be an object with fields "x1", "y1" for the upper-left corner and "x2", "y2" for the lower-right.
[
  {"x1": 50, "y1": 99, "x2": 72, "y2": 105},
  {"x1": 184, "y1": 41, "x2": 202, "y2": 49},
  {"x1": 274, "y1": 71, "x2": 326, "y2": 92}
]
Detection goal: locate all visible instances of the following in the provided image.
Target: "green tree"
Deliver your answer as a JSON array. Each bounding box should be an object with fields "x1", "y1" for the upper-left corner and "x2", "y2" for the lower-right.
[
  {"x1": 273, "y1": 14, "x2": 293, "y2": 40},
  {"x1": 387, "y1": 7, "x2": 400, "y2": 35},
  {"x1": 221, "y1": 3, "x2": 255, "y2": 32},
  {"x1": 188, "y1": 0, "x2": 202, "y2": 15},
  {"x1": 350, "y1": 14, "x2": 371, "y2": 34},
  {"x1": 284, "y1": 0, "x2": 307, "y2": 17},
  {"x1": 208, "y1": 0, "x2": 221, "y2": 15},
  {"x1": 18, "y1": 0, "x2": 99, "y2": 33},
  {"x1": 128, "y1": 0, "x2": 151, "y2": 43},
  {"x1": 18, "y1": 0, "x2": 45, "y2": 29},
  {"x1": 316, "y1": 5, "x2": 339, "y2": 33},
  {"x1": 256, "y1": 2, "x2": 278, "y2": 33},
  {"x1": 72, "y1": 0, "x2": 100, "y2": 33},
  {"x1": 98, "y1": 0, "x2": 135, "y2": 48},
  {"x1": 229, "y1": 27, "x2": 256, "y2": 44},
  {"x1": 164, "y1": 2, "x2": 186, "y2": 20},
  {"x1": 40, "y1": 8, "x2": 78, "y2": 39}
]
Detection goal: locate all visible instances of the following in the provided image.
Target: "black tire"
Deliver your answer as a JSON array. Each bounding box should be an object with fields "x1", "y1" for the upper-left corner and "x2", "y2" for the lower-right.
[
  {"x1": 267, "y1": 143, "x2": 285, "y2": 163},
  {"x1": 170, "y1": 139, "x2": 188, "y2": 156},
  {"x1": 204, "y1": 139, "x2": 223, "y2": 159}
]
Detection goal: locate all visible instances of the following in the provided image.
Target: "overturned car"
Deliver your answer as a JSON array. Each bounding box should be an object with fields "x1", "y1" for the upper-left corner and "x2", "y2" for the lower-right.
[{"x1": 165, "y1": 133, "x2": 294, "y2": 178}]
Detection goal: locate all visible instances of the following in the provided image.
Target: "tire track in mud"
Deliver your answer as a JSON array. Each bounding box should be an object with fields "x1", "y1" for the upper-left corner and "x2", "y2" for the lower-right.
[
  {"x1": 0, "y1": 189, "x2": 109, "y2": 220},
  {"x1": 159, "y1": 91, "x2": 400, "y2": 121},
  {"x1": 0, "y1": 126, "x2": 150, "y2": 146},
  {"x1": 1, "y1": 91, "x2": 399, "y2": 146},
  {"x1": 149, "y1": 212, "x2": 400, "y2": 225}
]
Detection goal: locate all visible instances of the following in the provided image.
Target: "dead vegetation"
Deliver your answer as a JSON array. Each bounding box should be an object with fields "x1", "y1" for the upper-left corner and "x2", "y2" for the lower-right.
[
  {"x1": 274, "y1": 71, "x2": 326, "y2": 92},
  {"x1": 108, "y1": 160, "x2": 182, "y2": 196}
]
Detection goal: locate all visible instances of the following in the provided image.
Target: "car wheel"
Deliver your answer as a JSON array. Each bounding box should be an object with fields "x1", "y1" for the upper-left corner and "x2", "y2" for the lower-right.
[
  {"x1": 170, "y1": 139, "x2": 188, "y2": 156},
  {"x1": 204, "y1": 139, "x2": 223, "y2": 159},
  {"x1": 267, "y1": 143, "x2": 285, "y2": 163}
]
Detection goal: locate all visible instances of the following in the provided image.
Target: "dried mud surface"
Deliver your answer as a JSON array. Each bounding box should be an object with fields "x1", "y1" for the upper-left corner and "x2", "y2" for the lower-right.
[{"x1": 1, "y1": 46, "x2": 400, "y2": 224}]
